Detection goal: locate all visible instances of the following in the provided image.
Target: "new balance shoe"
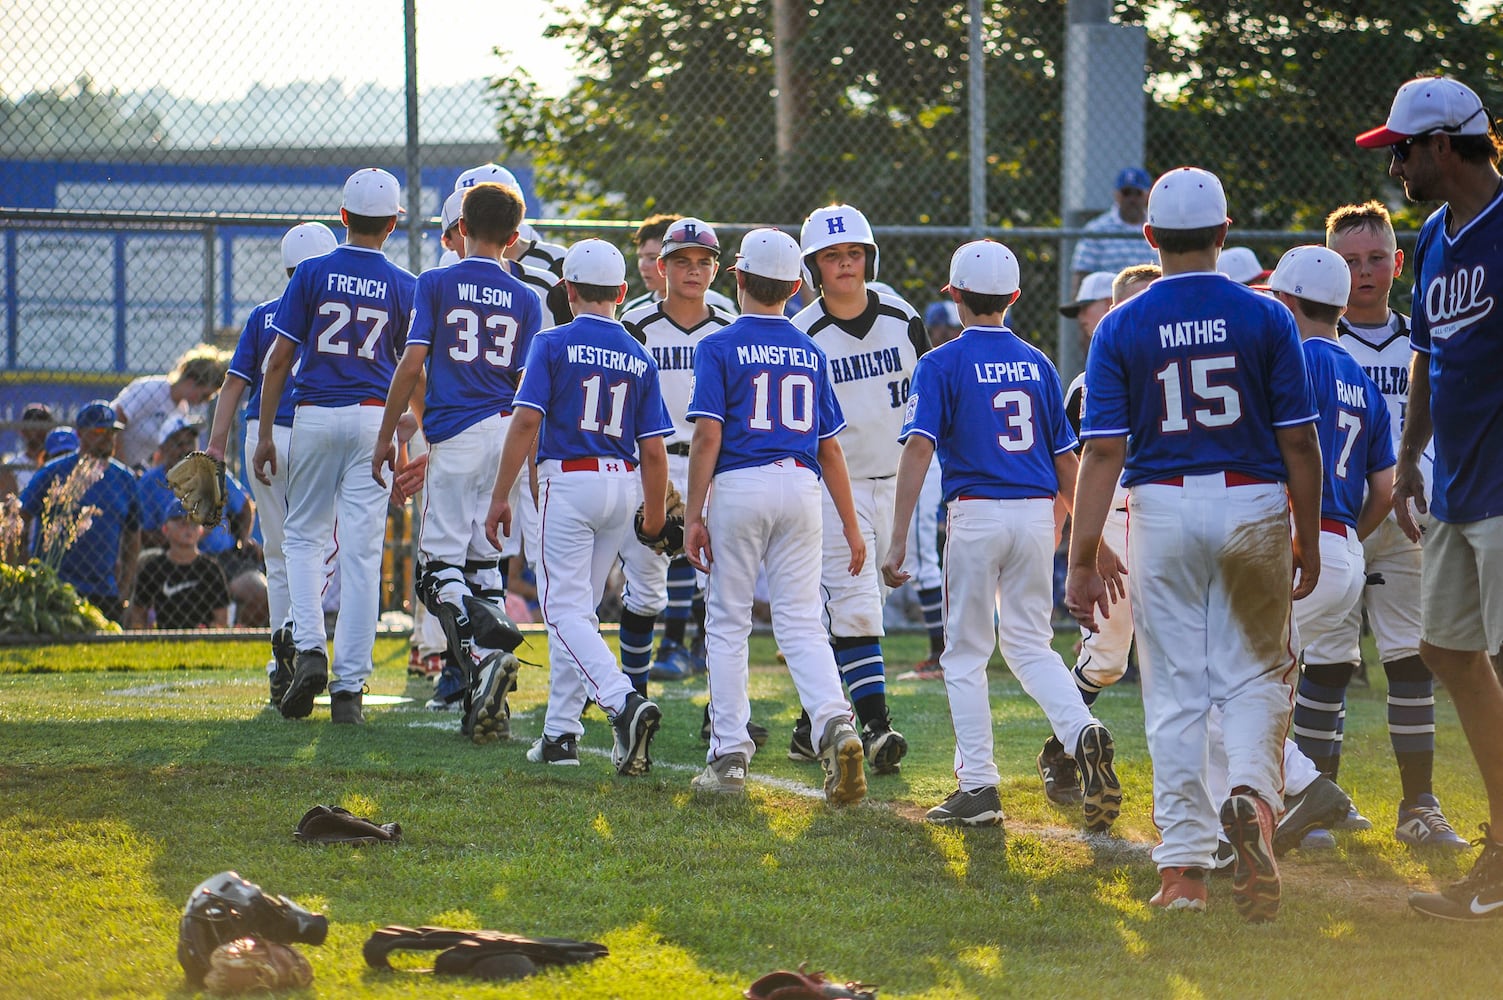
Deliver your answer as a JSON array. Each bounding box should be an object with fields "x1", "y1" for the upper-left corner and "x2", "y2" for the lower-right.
[
  {"x1": 648, "y1": 639, "x2": 694, "y2": 681},
  {"x1": 895, "y1": 656, "x2": 943, "y2": 682},
  {"x1": 464, "y1": 652, "x2": 519, "y2": 745},
  {"x1": 818, "y1": 716, "x2": 866, "y2": 806},
  {"x1": 1272, "y1": 776, "x2": 1352, "y2": 856},
  {"x1": 1037, "y1": 735, "x2": 1083, "y2": 807},
  {"x1": 1332, "y1": 803, "x2": 1373, "y2": 831},
  {"x1": 860, "y1": 716, "x2": 908, "y2": 775},
  {"x1": 610, "y1": 692, "x2": 661, "y2": 776},
  {"x1": 1409, "y1": 825, "x2": 1503, "y2": 921},
  {"x1": 925, "y1": 785, "x2": 1004, "y2": 827},
  {"x1": 417, "y1": 653, "x2": 444, "y2": 679},
  {"x1": 1396, "y1": 794, "x2": 1471, "y2": 851},
  {"x1": 278, "y1": 649, "x2": 328, "y2": 720},
  {"x1": 330, "y1": 690, "x2": 364, "y2": 725},
  {"x1": 787, "y1": 713, "x2": 818, "y2": 763},
  {"x1": 526, "y1": 733, "x2": 580, "y2": 765},
  {"x1": 1076, "y1": 723, "x2": 1122, "y2": 833},
  {"x1": 1222, "y1": 791, "x2": 1281, "y2": 923},
  {"x1": 698, "y1": 704, "x2": 769, "y2": 747},
  {"x1": 1149, "y1": 866, "x2": 1207, "y2": 911},
  {"x1": 691, "y1": 753, "x2": 749, "y2": 796}
]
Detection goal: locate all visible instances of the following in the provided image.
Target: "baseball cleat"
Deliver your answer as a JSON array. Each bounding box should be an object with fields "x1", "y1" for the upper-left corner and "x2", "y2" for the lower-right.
[
  {"x1": 1037, "y1": 735, "x2": 1084, "y2": 806},
  {"x1": 698, "y1": 704, "x2": 769, "y2": 747},
  {"x1": 330, "y1": 690, "x2": 364, "y2": 725},
  {"x1": 1408, "y1": 824, "x2": 1503, "y2": 921},
  {"x1": 895, "y1": 656, "x2": 943, "y2": 682},
  {"x1": 818, "y1": 716, "x2": 866, "y2": 806},
  {"x1": 1333, "y1": 803, "x2": 1373, "y2": 831},
  {"x1": 526, "y1": 734, "x2": 580, "y2": 766},
  {"x1": 1213, "y1": 840, "x2": 1236, "y2": 874},
  {"x1": 1396, "y1": 794, "x2": 1470, "y2": 851},
  {"x1": 610, "y1": 693, "x2": 661, "y2": 776},
  {"x1": 787, "y1": 713, "x2": 818, "y2": 763},
  {"x1": 1075, "y1": 723, "x2": 1122, "y2": 833},
  {"x1": 648, "y1": 640, "x2": 694, "y2": 681},
  {"x1": 279, "y1": 649, "x2": 328, "y2": 719},
  {"x1": 924, "y1": 785, "x2": 1004, "y2": 827},
  {"x1": 1149, "y1": 866, "x2": 1207, "y2": 911},
  {"x1": 690, "y1": 753, "x2": 749, "y2": 796},
  {"x1": 270, "y1": 626, "x2": 296, "y2": 703},
  {"x1": 1222, "y1": 791, "x2": 1281, "y2": 923},
  {"x1": 1273, "y1": 776, "x2": 1352, "y2": 856},
  {"x1": 464, "y1": 652, "x2": 518, "y2": 745},
  {"x1": 1299, "y1": 828, "x2": 1337, "y2": 850},
  {"x1": 860, "y1": 718, "x2": 908, "y2": 775}
]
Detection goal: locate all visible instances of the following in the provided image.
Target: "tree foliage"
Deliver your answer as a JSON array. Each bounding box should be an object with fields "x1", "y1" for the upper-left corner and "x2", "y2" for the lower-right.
[{"x1": 0, "y1": 74, "x2": 166, "y2": 156}]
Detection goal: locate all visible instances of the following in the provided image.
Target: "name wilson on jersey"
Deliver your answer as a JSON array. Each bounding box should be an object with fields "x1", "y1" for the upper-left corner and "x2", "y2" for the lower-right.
[
  {"x1": 1158, "y1": 318, "x2": 1228, "y2": 348},
  {"x1": 828, "y1": 345, "x2": 904, "y2": 385},
  {"x1": 735, "y1": 344, "x2": 820, "y2": 369},
  {"x1": 456, "y1": 282, "x2": 515, "y2": 307},
  {"x1": 567, "y1": 343, "x2": 649, "y2": 377}
]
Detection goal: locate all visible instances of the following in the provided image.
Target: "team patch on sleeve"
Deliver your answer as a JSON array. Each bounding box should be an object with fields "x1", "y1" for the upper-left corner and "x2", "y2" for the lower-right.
[{"x1": 904, "y1": 393, "x2": 919, "y2": 424}]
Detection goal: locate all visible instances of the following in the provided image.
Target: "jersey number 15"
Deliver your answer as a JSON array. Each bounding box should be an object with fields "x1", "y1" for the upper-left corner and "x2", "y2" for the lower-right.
[{"x1": 1155, "y1": 356, "x2": 1242, "y2": 433}]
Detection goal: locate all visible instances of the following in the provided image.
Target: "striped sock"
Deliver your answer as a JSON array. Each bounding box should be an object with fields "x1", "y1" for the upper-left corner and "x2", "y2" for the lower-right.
[
  {"x1": 1293, "y1": 661, "x2": 1354, "y2": 780},
  {"x1": 834, "y1": 636, "x2": 887, "y2": 728},
  {"x1": 662, "y1": 557, "x2": 695, "y2": 646},
  {"x1": 1385, "y1": 655, "x2": 1436, "y2": 803},
  {"x1": 618, "y1": 610, "x2": 656, "y2": 696},
  {"x1": 918, "y1": 586, "x2": 944, "y2": 652},
  {"x1": 1072, "y1": 663, "x2": 1103, "y2": 707}
]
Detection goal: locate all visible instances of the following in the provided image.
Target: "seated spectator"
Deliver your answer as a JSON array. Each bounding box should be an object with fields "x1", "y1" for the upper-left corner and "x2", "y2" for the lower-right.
[
  {"x1": 1, "y1": 402, "x2": 56, "y2": 496},
  {"x1": 16, "y1": 400, "x2": 141, "y2": 622},
  {"x1": 111, "y1": 344, "x2": 229, "y2": 470},
  {"x1": 130, "y1": 503, "x2": 230, "y2": 629},
  {"x1": 43, "y1": 427, "x2": 79, "y2": 462}
]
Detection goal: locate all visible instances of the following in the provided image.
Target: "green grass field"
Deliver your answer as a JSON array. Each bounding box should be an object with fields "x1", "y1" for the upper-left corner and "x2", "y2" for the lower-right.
[{"x1": 1, "y1": 632, "x2": 1497, "y2": 999}]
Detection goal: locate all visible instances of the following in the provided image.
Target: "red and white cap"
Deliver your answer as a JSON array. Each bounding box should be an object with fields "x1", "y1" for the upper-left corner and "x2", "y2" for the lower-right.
[{"x1": 1356, "y1": 77, "x2": 1489, "y2": 147}]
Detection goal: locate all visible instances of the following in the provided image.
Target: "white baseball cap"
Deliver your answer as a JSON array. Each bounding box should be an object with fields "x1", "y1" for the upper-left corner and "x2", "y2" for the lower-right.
[
  {"x1": 1216, "y1": 246, "x2": 1270, "y2": 285},
  {"x1": 1356, "y1": 76, "x2": 1490, "y2": 147},
  {"x1": 1060, "y1": 270, "x2": 1115, "y2": 317},
  {"x1": 1146, "y1": 167, "x2": 1228, "y2": 230},
  {"x1": 562, "y1": 239, "x2": 626, "y2": 286},
  {"x1": 438, "y1": 249, "x2": 461, "y2": 268},
  {"x1": 342, "y1": 168, "x2": 404, "y2": 217},
  {"x1": 1268, "y1": 245, "x2": 1350, "y2": 309},
  {"x1": 440, "y1": 190, "x2": 465, "y2": 234},
  {"x1": 158, "y1": 413, "x2": 201, "y2": 447},
  {"x1": 455, "y1": 163, "x2": 520, "y2": 191},
  {"x1": 733, "y1": 229, "x2": 802, "y2": 281},
  {"x1": 944, "y1": 240, "x2": 1020, "y2": 296},
  {"x1": 280, "y1": 222, "x2": 337, "y2": 270},
  {"x1": 518, "y1": 221, "x2": 540, "y2": 245}
]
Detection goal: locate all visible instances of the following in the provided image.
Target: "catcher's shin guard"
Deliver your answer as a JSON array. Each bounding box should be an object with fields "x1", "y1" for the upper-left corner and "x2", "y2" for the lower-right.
[{"x1": 462, "y1": 593, "x2": 524, "y2": 653}]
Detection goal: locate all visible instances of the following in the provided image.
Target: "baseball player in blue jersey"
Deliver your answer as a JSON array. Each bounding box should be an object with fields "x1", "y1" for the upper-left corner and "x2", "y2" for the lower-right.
[
  {"x1": 1067, "y1": 167, "x2": 1323, "y2": 920},
  {"x1": 254, "y1": 168, "x2": 418, "y2": 725},
  {"x1": 374, "y1": 183, "x2": 538, "y2": 745},
  {"x1": 683, "y1": 228, "x2": 867, "y2": 804},
  {"x1": 1357, "y1": 76, "x2": 1503, "y2": 920},
  {"x1": 483, "y1": 238, "x2": 671, "y2": 775},
  {"x1": 788, "y1": 204, "x2": 927, "y2": 775},
  {"x1": 883, "y1": 240, "x2": 1120, "y2": 832},
  {"x1": 207, "y1": 222, "x2": 337, "y2": 703}
]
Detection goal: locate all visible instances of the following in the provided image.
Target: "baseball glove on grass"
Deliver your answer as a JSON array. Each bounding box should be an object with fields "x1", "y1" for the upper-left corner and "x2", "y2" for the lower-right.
[
  {"x1": 634, "y1": 481, "x2": 686, "y2": 556},
  {"x1": 166, "y1": 450, "x2": 226, "y2": 527},
  {"x1": 364, "y1": 925, "x2": 608, "y2": 981},
  {"x1": 202, "y1": 936, "x2": 313, "y2": 994},
  {"x1": 293, "y1": 804, "x2": 402, "y2": 845},
  {"x1": 746, "y1": 964, "x2": 879, "y2": 999}
]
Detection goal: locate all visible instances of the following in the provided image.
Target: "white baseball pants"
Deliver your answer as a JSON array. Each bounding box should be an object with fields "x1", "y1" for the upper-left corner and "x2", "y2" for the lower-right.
[
  {"x1": 1128, "y1": 475, "x2": 1296, "y2": 870},
  {"x1": 819, "y1": 476, "x2": 895, "y2": 637},
  {"x1": 420, "y1": 414, "x2": 505, "y2": 588},
  {"x1": 617, "y1": 454, "x2": 686, "y2": 617},
  {"x1": 1207, "y1": 708, "x2": 1321, "y2": 806},
  {"x1": 245, "y1": 418, "x2": 293, "y2": 631},
  {"x1": 1346, "y1": 515, "x2": 1423, "y2": 662},
  {"x1": 534, "y1": 460, "x2": 639, "y2": 737},
  {"x1": 284, "y1": 403, "x2": 387, "y2": 693},
  {"x1": 703, "y1": 461, "x2": 852, "y2": 763},
  {"x1": 1293, "y1": 526, "x2": 1366, "y2": 665},
  {"x1": 902, "y1": 455, "x2": 945, "y2": 591},
  {"x1": 940, "y1": 497, "x2": 1101, "y2": 791},
  {"x1": 1075, "y1": 506, "x2": 1134, "y2": 687}
]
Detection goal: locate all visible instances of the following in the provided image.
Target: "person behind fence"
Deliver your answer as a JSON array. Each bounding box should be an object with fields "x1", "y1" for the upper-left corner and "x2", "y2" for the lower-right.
[
  {"x1": 111, "y1": 345, "x2": 230, "y2": 471},
  {"x1": 130, "y1": 500, "x2": 230, "y2": 629},
  {"x1": 17, "y1": 400, "x2": 142, "y2": 624},
  {"x1": 1070, "y1": 166, "x2": 1157, "y2": 294},
  {"x1": 1, "y1": 402, "x2": 56, "y2": 496}
]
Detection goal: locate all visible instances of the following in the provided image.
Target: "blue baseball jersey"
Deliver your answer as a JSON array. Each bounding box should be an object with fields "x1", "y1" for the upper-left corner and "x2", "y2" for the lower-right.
[
  {"x1": 1302, "y1": 337, "x2": 1395, "y2": 527},
  {"x1": 899, "y1": 325, "x2": 1076, "y2": 503},
  {"x1": 228, "y1": 298, "x2": 298, "y2": 428},
  {"x1": 1082, "y1": 272, "x2": 1318, "y2": 486},
  {"x1": 687, "y1": 314, "x2": 845, "y2": 478},
  {"x1": 1409, "y1": 189, "x2": 1503, "y2": 522},
  {"x1": 19, "y1": 453, "x2": 141, "y2": 597},
  {"x1": 269, "y1": 244, "x2": 416, "y2": 408},
  {"x1": 407, "y1": 257, "x2": 543, "y2": 443},
  {"x1": 513, "y1": 313, "x2": 673, "y2": 464}
]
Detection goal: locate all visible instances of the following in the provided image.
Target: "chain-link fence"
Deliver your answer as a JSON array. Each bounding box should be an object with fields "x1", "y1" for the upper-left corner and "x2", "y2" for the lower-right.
[{"x1": 3, "y1": 0, "x2": 1494, "y2": 633}]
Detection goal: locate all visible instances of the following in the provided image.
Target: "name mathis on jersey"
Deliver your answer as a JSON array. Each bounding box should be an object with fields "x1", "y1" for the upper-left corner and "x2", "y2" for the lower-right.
[
  {"x1": 735, "y1": 344, "x2": 819, "y2": 369},
  {"x1": 1334, "y1": 379, "x2": 1367, "y2": 408},
  {"x1": 566, "y1": 343, "x2": 648, "y2": 377},
  {"x1": 973, "y1": 360, "x2": 1041, "y2": 383},
  {"x1": 828, "y1": 346, "x2": 904, "y2": 384},
  {"x1": 1424, "y1": 264, "x2": 1494, "y2": 340},
  {"x1": 456, "y1": 283, "x2": 514, "y2": 307},
  {"x1": 325, "y1": 273, "x2": 390, "y2": 299},
  {"x1": 1159, "y1": 319, "x2": 1228, "y2": 348},
  {"x1": 651, "y1": 344, "x2": 696, "y2": 371}
]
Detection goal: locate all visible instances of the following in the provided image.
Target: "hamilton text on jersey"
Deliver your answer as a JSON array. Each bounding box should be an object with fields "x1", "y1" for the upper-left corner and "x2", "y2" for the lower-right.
[
  {"x1": 566, "y1": 343, "x2": 649, "y2": 377},
  {"x1": 325, "y1": 274, "x2": 389, "y2": 298},
  {"x1": 1158, "y1": 318, "x2": 1228, "y2": 347},
  {"x1": 827, "y1": 346, "x2": 905, "y2": 385},
  {"x1": 650, "y1": 345, "x2": 695, "y2": 372}
]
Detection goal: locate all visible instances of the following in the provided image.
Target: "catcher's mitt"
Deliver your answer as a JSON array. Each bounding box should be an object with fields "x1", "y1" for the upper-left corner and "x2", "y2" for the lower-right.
[
  {"x1": 364, "y1": 925, "x2": 608, "y2": 981},
  {"x1": 166, "y1": 450, "x2": 227, "y2": 526},
  {"x1": 294, "y1": 804, "x2": 402, "y2": 846},
  {"x1": 634, "y1": 481, "x2": 686, "y2": 556},
  {"x1": 746, "y1": 964, "x2": 879, "y2": 1000},
  {"x1": 203, "y1": 936, "x2": 313, "y2": 995}
]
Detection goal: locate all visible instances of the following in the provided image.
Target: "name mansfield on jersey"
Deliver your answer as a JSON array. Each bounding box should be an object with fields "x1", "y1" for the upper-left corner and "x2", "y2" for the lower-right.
[
  {"x1": 567, "y1": 343, "x2": 648, "y2": 377},
  {"x1": 735, "y1": 344, "x2": 820, "y2": 369}
]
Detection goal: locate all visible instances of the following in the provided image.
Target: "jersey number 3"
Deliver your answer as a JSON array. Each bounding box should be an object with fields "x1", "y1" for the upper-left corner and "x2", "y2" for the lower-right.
[{"x1": 992, "y1": 389, "x2": 1035, "y2": 452}]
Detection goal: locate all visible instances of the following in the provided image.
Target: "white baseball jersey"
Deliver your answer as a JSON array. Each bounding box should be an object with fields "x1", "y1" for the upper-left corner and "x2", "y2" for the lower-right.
[
  {"x1": 513, "y1": 260, "x2": 561, "y2": 331},
  {"x1": 1337, "y1": 313, "x2": 1433, "y2": 495},
  {"x1": 522, "y1": 238, "x2": 567, "y2": 278},
  {"x1": 793, "y1": 290, "x2": 928, "y2": 479},
  {"x1": 622, "y1": 301, "x2": 736, "y2": 446},
  {"x1": 624, "y1": 287, "x2": 738, "y2": 319}
]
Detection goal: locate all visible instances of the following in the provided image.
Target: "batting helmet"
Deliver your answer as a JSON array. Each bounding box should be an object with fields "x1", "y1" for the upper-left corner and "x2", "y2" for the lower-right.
[{"x1": 799, "y1": 204, "x2": 878, "y2": 290}]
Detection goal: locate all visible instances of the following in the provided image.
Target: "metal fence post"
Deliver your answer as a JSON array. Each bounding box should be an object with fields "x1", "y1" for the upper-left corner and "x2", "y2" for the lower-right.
[
  {"x1": 404, "y1": 0, "x2": 423, "y2": 276},
  {"x1": 968, "y1": 0, "x2": 986, "y2": 236}
]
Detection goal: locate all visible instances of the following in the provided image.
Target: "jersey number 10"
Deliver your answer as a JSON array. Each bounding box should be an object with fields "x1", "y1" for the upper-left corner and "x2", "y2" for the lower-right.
[{"x1": 748, "y1": 372, "x2": 815, "y2": 432}]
